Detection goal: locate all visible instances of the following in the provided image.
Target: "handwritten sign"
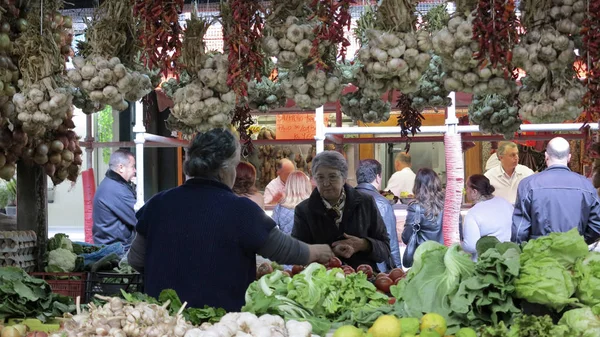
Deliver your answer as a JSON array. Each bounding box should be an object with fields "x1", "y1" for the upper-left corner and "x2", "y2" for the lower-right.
[{"x1": 276, "y1": 113, "x2": 328, "y2": 140}]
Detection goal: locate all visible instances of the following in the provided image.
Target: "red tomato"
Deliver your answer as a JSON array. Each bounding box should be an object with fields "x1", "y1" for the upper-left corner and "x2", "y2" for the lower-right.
[
  {"x1": 356, "y1": 264, "x2": 374, "y2": 278},
  {"x1": 256, "y1": 262, "x2": 273, "y2": 280},
  {"x1": 343, "y1": 268, "x2": 354, "y2": 275},
  {"x1": 374, "y1": 276, "x2": 394, "y2": 293},
  {"x1": 291, "y1": 265, "x2": 305, "y2": 275},
  {"x1": 342, "y1": 265, "x2": 355, "y2": 273},
  {"x1": 328, "y1": 257, "x2": 342, "y2": 268},
  {"x1": 282, "y1": 271, "x2": 291, "y2": 277},
  {"x1": 388, "y1": 268, "x2": 406, "y2": 281},
  {"x1": 375, "y1": 273, "x2": 389, "y2": 280},
  {"x1": 388, "y1": 297, "x2": 396, "y2": 305}
]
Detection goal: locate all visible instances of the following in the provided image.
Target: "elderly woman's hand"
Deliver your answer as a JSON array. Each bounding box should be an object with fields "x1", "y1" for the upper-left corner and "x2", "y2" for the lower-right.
[{"x1": 332, "y1": 233, "x2": 370, "y2": 258}]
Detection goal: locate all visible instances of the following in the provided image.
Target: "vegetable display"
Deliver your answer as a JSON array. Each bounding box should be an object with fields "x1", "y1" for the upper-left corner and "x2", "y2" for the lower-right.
[
  {"x1": 468, "y1": 94, "x2": 521, "y2": 138},
  {"x1": 340, "y1": 90, "x2": 391, "y2": 124}
]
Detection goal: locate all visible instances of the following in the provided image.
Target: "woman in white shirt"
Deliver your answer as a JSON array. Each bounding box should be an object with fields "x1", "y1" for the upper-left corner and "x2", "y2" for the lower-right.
[{"x1": 462, "y1": 174, "x2": 513, "y2": 260}]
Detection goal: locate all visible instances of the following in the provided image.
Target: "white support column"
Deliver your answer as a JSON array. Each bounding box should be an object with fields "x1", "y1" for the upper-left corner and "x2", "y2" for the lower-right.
[
  {"x1": 133, "y1": 101, "x2": 146, "y2": 211},
  {"x1": 445, "y1": 92, "x2": 458, "y2": 134},
  {"x1": 315, "y1": 105, "x2": 325, "y2": 153}
]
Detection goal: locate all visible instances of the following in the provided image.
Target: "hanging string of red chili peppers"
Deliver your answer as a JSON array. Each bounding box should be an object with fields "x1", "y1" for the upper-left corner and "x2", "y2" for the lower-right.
[
  {"x1": 308, "y1": 0, "x2": 354, "y2": 69},
  {"x1": 221, "y1": 0, "x2": 265, "y2": 100},
  {"x1": 396, "y1": 93, "x2": 424, "y2": 152},
  {"x1": 133, "y1": 0, "x2": 183, "y2": 77},
  {"x1": 472, "y1": 0, "x2": 519, "y2": 78},
  {"x1": 231, "y1": 105, "x2": 255, "y2": 151},
  {"x1": 582, "y1": 0, "x2": 600, "y2": 121}
]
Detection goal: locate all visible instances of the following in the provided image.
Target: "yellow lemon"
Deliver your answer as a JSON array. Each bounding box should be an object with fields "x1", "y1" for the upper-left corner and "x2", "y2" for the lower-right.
[
  {"x1": 370, "y1": 315, "x2": 402, "y2": 337},
  {"x1": 420, "y1": 313, "x2": 447, "y2": 336}
]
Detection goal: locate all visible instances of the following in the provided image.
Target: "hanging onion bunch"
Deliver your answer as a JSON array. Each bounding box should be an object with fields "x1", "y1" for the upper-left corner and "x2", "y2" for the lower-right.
[
  {"x1": 280, "y1": 66, "x2": 342, "y2": 110},
  {"x1": 168, "y1": 53, "x2": 237, "y2": 136},
  {"x1": 409, "y1": 54, "x2": 451, "y2": 112},
  {"x1": 262, "y1": 0, "x2": 318, "y2": 70},
  {"x1": 468, "y1": 94, "x2": 521, "y2": 137},
  {"x1": 0, "y1": 14, "x2": 20, "y2": 114},
  {"x1": 248, "y1": 77, "x2": 287, "y2": 112},
  {"x1": 161, "y1": 71, "x2": 192, "y2": 100},
  {"x1": 0, "y1": 125, "x2": 27, "y2": 180},
  {"x1": 355, "y1": 0, "x2": 432, "y2": 98},
  {"x1": 71, "y1": 0, "x2": 153, "y2": 111},
  {"x1": 340, "y1": 90, "x2": 391, "y2": 123},
  {"x1": 518, "y1": 75, "x2": 586, "y2": 123},
  {"x1": 54, "y1": 295, "x2": 192, "y2": 337},
  {"x1": 581, "y1": 0, "x2": 600, "y2": 117}
]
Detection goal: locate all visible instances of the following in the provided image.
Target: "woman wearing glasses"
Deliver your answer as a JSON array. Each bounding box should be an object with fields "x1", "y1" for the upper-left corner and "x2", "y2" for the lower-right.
[{"x1": 292, "y1": 151, "x2": 391, "y2": 270}]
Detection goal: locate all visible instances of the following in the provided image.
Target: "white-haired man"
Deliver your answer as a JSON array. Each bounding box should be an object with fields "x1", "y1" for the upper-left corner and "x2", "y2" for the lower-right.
[
  {"x1": 485, "y1": 141, "x2": 534, "y2": 204},
  {"x1": 513, "y1": 137, "x2": 600, "y2": 244}
]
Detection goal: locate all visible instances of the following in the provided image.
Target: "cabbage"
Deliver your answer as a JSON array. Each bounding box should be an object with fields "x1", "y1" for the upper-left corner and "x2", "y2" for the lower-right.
[
  {"x1": 520, "y1": 228, "x2": 589, "y2": 269},
  {"x1": 558, "y1": 305, "x2": 600, "y2": 337},
  {"x1": 392, "y1": 243, "x2": 475, "y2": 333},
  {"x1": 574, "y1": 252, "x2": 600, "y2": 306},
  {"x1": 515, "y1": 257, "x2": 578, "y2": 311}
]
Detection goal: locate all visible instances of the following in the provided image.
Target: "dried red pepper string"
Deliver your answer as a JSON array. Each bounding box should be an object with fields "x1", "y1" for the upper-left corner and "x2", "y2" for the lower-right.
[
  {"x1": 231, "y1": 105, "x2": 255, "y2": 152},
  {"x1": 581, "y1": 0, "x2": 600, "y2": 121},
  {"x1": 133, "y1": 0, "x2": 183, "y2": 77},
  {"x1": 308, "y1": 0, "x2": 354, "y2": 70},
  {"x1": 472, "y1": 0, "x2": 519, "y2": 77},
  {"x1": 223, "y1": 0, "x2": 265, "y2": 101},
  {"x1": 396, "y1": 93, "x2": 424, "y2": 151}
]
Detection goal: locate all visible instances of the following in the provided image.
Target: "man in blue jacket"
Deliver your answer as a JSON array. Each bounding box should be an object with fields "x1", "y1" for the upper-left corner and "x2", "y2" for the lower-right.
[
  {"x1": 513, "y1": 137, "x2": 600, "y2": 244},
  {"x1": 355, "y1": 159, "x2": 402, "y2": 271},
  {"x1": 93, "y1": 149, "x2": 137, "y2": 251}
]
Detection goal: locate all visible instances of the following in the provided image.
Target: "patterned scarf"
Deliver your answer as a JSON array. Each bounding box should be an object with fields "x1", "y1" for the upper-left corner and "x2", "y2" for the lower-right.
[{"x1": 322, "y1": 189, "x2": 346, "y2": 227}]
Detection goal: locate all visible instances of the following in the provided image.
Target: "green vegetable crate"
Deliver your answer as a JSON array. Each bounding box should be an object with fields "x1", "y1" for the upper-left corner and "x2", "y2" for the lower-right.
[
  {"x1": 84, "y1": 271, "x2": 143, "y2": 302},
  {"x1": 30, "y1": 272, "x2": 87, "y2": 300}
]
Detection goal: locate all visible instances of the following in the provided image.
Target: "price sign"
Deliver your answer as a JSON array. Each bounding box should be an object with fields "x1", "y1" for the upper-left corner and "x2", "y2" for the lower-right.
[{"x1": 275, "y1": 113, "x2": 328, "y2": 140}]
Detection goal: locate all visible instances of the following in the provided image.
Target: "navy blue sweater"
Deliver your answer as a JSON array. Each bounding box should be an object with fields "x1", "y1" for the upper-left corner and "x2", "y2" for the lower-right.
[{"x1": 135, "y1": 178, "x2": 274, "y2": 312}]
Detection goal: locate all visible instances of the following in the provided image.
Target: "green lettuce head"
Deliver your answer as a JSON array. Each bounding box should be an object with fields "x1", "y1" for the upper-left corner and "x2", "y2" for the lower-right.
[{"x1": 574, "y1": 252, "x2": 600, "y2": 306}]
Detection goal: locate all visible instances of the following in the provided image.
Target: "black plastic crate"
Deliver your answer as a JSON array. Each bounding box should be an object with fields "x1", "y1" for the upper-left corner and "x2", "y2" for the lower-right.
[{"x1": 85, "y1": 272, "x2": 143, "y2": 302}]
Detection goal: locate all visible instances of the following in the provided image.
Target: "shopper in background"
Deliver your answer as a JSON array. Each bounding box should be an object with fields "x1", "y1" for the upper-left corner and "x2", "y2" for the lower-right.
[
  {"x1": 401, "y1": 168, "x2": 446, "y2": 267},
  {"x1": 233, "y1": 161, "x2": 264, "y2": 209},
  {"x1": 272, "y1": 171, "x2": 312, "y2": 235},
  {"x1": 485, "y1": 141, "x2": 534, "y2": 204},
  {"x1": 513, "y1": 137, "x2": 600, "y2": 244},
  {"x1": 292, "y1": 151, "x2": 391, "y2": 270},
  {"x1": 462, "y1": 174, "x2": 513, "y2": 261},
  {"x1": 355, "y1": 159, "x2": 402, "y2": 271},
  {"x1": 92, "y1": 149, "x2": 137, "y2": 251},
  {"x1": 385, "y1": 152, "x2": 416, "y2": 197},
  {"x1": 484, "y1": 141, "x2": 500, "y2": 172},
  {"x1": 263, "y1": 158, "x2": 295, "y2": 205},
  {"x1": 127, "y1": 128, "x2": 334, "y2": 312}
]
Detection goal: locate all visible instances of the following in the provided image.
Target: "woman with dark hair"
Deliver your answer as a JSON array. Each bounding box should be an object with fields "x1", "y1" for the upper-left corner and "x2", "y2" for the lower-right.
[
  {"x1": 127, "y1": 128, "x2": 333, "y2": 312},
  {"x1": 292, "y1": 151, "x2": 391, "y2": 270},
  {"x1": 401, "y1": 168, "x2": 446, "y2": 267},
  {"x1": 233, "y1": 161, "x2": 264, "y2": 209},
  {"x1": 463, "y1": 174, "x2": 513, "y2": 260}
]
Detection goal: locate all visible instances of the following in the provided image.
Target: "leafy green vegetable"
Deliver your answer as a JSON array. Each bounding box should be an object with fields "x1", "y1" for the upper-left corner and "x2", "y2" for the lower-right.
[
  {"x1": 476, "y1": 236, "x2": 500, "y2": 257},
  {"x1": 47, "y1": 233, "x2": 73, "y2": 252},
  {"x1": 72, "y1": 243, "x2": 102, "y2": 255},
  {"x1": 46, "y1": 248, "x2": 78, "y2": 272},
  {"x1": 515, "y1": 257, "x2": 578, "y2": 311},
  {"x1": 479, "y1": 315, "x2": 569, "y2": 337},
  {"x1": 574, "y1": 252, "x2": 600, "y2": 306},
  {"x1": 392, "y1": 243, "x2": 475, "y2": 334},
  {"x1": 452, "y1": 246, "x2": 521, "y2": 327},
  {"x1": 0, "y1": 267, "x2": 74, "y2": 321},
  {"x1": 520, "y1": 228, "x2": 589, "y2": 270},
  {"x1": 558, "y1": 305, "x2": 600, "y2": 337}
]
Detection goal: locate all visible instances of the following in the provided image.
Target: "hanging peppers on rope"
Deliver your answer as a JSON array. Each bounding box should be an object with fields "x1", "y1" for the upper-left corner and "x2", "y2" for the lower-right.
[
  {"x1": 582, "y1": 0, "x2": 600, "y2": 120},
  {"x1": 221, "y1": 0, "x2": 265, "y2": 100},
  {"x1": 396, "y1": 93, "x2": 424, "y2": 152},
  {"x1": 472, "y1": 0, "x2": 519, "y2": 77},
  {"x1": 308, "y1": 0, "x2": 354, "y2": 69},
  {"x1": 133, "y1": 0, "x2": 183, "y2": 77}
]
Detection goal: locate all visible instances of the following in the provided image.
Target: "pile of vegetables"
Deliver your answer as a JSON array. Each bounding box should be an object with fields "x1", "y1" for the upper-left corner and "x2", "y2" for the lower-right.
[
  {"x1": 71, "y1": 0, "x2": 153, "y2": 112},
  {"x1": 13, "y1": 1, "x2": 73, "y2": 138},
  {"x1": 0, "y1": 266, "x2": 74, "y2": 322},
  {"x1": 45, "y1": 233, "x2": 81, "y2": 273},
  {"x1": 514, "y1": 0, "x2": 586, "y2": 123},
  {"x1": 243, "y1": 263, "x2": 389, "y2": 335},
  {"x1": 247, "y1": 77, "x2": 287, "y2": 113},
  {"x1": 0, "y1": 126, "x2": 27, "y2": 181},
  {"x1": 468, "y1": 94, "x2": 521, "y2": 138},
  {"x1": 408, "y1": 54, "x2": 451, "y2": 112},
  {"x1": 164, "y1": 11, "x2": 236, "y2": 136},
  {"x1": 279, "y1": 68, "x2": 343, "y2": 110},
  {"x1": 340, "y1": 90, "x2": 391, "y2": 123}
]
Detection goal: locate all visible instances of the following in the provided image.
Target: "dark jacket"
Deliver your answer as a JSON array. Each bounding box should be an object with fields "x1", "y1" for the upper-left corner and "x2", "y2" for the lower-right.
[
  {"x1": 92, "y1": 170, "x2": 137, "y2": 250},
  {"x1": 135, "y1": 178, "x2": 274, "y2": 312},
  {"x1": 292, "y1": 184, "x2": 391, "y2": 270},
  {"x1": 355, "y1": 183, "x2": 401, "y2": 270},
  {"x1": 401, "y1": 201, "x2": 445, "y2": 245},
  {"x1": 512, "y1": 165, "x2": 600, "y2": 244}
]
